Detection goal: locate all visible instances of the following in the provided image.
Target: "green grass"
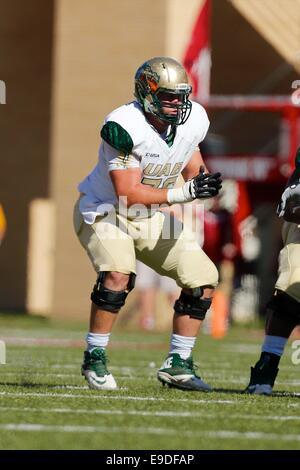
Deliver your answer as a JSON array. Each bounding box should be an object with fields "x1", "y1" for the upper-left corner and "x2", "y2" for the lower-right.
[{"x1": 0, "y1": 314, "x2": 299, "y2": 450}]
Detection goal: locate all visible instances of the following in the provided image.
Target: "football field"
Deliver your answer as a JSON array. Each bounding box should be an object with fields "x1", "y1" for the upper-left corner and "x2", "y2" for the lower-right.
[{"x1": 0, "y1": 313, "x2": 299, "y2": 450}]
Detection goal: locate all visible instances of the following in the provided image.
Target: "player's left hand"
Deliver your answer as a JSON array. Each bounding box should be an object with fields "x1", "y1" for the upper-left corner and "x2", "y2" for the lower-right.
[{"x1": 192, "y1": 166, "x2": 222, "y2": 199}]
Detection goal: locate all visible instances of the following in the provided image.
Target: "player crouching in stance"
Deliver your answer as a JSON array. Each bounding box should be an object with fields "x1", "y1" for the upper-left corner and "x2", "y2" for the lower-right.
[
  {"x1": 246, "y1": 147, "x2": 300, "y2": 395},
  {"x1": 73, "y1": 57, "x2": 222, "y2": 391}
]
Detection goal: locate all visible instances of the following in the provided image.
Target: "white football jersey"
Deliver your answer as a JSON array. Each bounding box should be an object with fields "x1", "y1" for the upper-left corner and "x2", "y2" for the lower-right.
[{"x1": 78, "y1": 100, "x2": 209, "y2": 223}]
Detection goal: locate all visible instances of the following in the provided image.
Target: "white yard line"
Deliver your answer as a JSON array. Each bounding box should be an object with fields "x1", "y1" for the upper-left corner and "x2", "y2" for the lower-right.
[
  {"x1": 1, "y1": 389, "x2": 300, "y2": 402},
  {"x1": 0, "y1": 423, "x2": 299, "y2": 442},
  {"x1": 204, "y1": 431, "x2": 300, "y2": 442},
  {"x1": 0, "y1": 406, "x2": 299, "y2": 421},
  {"x1": 0, "y1": 391, "x2": 238, "y2": 404}
]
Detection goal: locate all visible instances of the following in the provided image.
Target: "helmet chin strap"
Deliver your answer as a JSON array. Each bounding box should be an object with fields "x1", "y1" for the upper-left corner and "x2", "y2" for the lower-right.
[{"x1": 142, "y1": 94, "x2": 188, "y2": 127}]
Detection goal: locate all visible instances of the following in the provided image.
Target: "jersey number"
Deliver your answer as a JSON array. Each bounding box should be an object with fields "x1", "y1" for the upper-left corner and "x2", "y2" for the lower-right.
[{"x1": 141, "y1": 176, "x2": 177, "y2": 189}]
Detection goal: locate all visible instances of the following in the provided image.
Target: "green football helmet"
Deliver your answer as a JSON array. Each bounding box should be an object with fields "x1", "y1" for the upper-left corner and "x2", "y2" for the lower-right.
[{"x1": 134, "y1": 57, "x2": 192, "y2": 125}]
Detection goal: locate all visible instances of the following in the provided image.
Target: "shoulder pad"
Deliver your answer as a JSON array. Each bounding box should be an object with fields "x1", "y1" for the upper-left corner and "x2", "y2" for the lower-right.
[{"x1": 101, "y1": 121, "x2": 133, "y2": 155}]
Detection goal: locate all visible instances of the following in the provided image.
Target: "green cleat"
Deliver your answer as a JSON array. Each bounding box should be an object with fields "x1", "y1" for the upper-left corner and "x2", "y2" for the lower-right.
[
  {"x1": 157, "y1": 353, "x2": 211, "y2": 391},
  {"x1": 81, "y1": 347, "x2": 117, "y2": 390}
]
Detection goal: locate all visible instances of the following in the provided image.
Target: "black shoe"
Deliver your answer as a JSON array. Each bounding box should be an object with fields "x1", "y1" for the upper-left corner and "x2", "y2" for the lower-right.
[{"x1": 245, "y1": 353, "x2": 279, "y2": 395}]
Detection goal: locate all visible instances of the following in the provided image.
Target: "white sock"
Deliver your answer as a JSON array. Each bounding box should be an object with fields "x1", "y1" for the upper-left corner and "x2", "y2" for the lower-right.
[
  {"x1": 169, "y1": 333, "x2": 196, "y2": 359},
  {"x1": 86, "y1": 332, "x2": 110, "y2": 352},
  {"x1": 262, "y1": 335, "x2": 287, "y2": 357}
]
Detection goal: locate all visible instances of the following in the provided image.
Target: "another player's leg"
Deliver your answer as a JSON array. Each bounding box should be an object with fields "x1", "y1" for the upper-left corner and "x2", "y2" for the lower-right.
[
  {"x1": 82, "y1": 271, "x2": 136, "y2": 390},
  {"x1": 157, "y1": 286, "x2": 214, "y2": 391},
  {"x1": 246, "y1": 225, "x2": 300, "y2": 395},
  {"x1": 246, "y1": 290, "x2": 299, "y2": 395}
]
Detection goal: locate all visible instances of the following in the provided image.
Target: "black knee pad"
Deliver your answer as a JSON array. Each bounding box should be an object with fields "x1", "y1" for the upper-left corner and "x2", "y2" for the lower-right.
[
  {"x1": 267, "y1": 290, "x2": 300, "y2": 325},
  {"x1": 91, "y1": 271, "x2": 136, "y2": 313},
  {"x1": 174, "y1": 289, "x2": 212, "y2": 320}
]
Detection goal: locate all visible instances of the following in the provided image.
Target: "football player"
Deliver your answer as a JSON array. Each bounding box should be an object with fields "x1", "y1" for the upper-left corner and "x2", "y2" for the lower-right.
[
  {"x1": 246, "y1": 147, "x2": 300, "y2": 395},
  {"x1": 73, "y1": 57, "x2": 222, "y2": 391}
]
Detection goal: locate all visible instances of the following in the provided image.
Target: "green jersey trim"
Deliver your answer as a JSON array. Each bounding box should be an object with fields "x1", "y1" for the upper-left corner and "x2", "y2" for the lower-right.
[{"x1": 101, "y1": 121, "x2": 134, "y2": 156}]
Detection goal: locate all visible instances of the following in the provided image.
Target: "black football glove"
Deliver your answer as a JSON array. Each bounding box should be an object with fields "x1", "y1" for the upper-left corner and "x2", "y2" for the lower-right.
[{"x1": 190, "y1": 166, "x2": 222, "y2": 199}]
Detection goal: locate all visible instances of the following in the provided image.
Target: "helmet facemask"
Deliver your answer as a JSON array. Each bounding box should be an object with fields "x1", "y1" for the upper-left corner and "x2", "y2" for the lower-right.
[{"x1": 134, "y1": 58, "x2": 192, "y2": 126}]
